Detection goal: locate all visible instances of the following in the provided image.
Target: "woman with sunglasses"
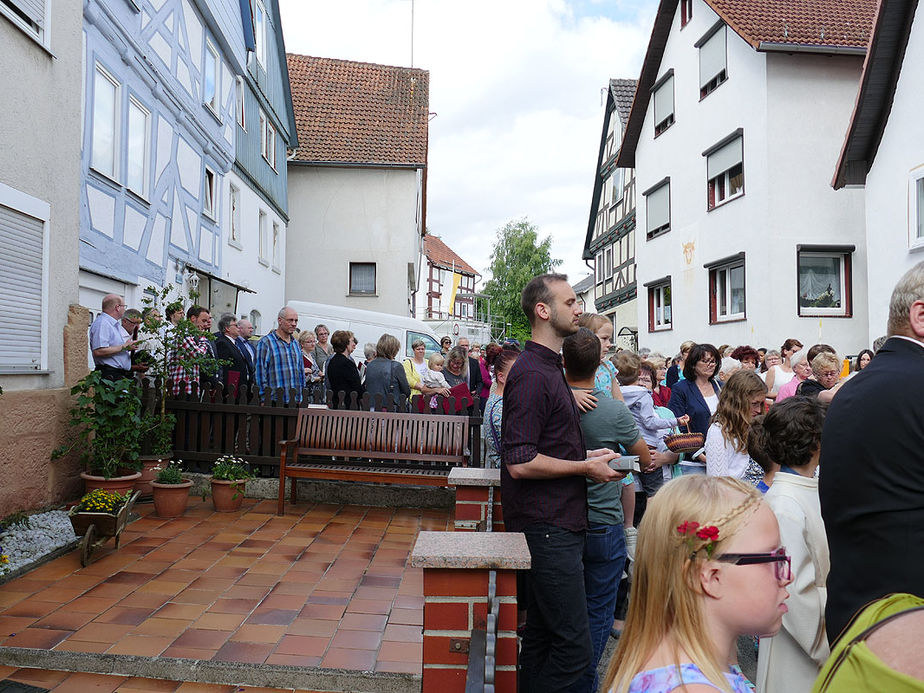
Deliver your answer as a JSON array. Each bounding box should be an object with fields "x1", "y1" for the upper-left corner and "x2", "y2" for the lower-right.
[
  {"x1": 602, "y1": 475, "x2": 792, "y2": 692},
  {"x1": 749, "y1": 397, "x2": 829, "y2": 693}
]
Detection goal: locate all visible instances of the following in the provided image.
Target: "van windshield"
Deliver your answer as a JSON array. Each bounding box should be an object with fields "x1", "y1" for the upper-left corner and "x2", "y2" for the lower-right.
[{"x1": 406, "y1": 332, "x2": 441, "y2": 360}]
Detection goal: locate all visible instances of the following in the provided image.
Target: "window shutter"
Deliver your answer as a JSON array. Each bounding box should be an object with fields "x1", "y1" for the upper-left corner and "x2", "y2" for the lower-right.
[
  {"x1": 707, "y1": 136, "x2": 742, "y2": 179},
  {"x1": 0, "y1": 204, "x2": 43, "y2": 369},
  {"x1": 653, "y1": 75, "x2": 674, "y2": 126},
  {"x1": 15, "y1": 0, "x2": 45, "y2": 28},
  {"x1": 699, "y1": 27, "x2": 726, "y2": 87},
  {"x1": 646, "y1": 184, "x2": 670, "y2": 232}
]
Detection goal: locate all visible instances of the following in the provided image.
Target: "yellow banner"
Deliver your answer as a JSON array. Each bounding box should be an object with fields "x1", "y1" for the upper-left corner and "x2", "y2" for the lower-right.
[{"x1": 448, "y1": 272, "x2": 463, "y2": 315}]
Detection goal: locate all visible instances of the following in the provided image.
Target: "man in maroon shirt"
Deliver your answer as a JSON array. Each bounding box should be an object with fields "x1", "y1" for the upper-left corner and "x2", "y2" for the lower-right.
[{"x1": 501, "y1": 273, "x2": 623, "y2": 692}]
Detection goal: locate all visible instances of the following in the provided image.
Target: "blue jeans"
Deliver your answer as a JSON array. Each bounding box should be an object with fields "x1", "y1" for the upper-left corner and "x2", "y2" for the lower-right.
[
  {"x1": 520, "y1": 524, "x2": 593, "y2": 693},
  {"x1": 573, "y1": 523, "x2": 627, "y2": 693}
]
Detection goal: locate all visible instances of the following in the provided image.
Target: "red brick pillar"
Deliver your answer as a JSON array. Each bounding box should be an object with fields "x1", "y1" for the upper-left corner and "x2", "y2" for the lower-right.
[
  {"x1": 411, "y1": 530, "x2": 530, "y2": 693},
  {"x1": 449, "y1": 468, "x2": 504, "y2": 532}
]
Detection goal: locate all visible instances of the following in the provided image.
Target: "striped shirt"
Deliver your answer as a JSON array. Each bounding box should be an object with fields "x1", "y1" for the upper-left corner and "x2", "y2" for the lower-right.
[
  {"x1": 255, "y1": 331, "x2": 305, "y2": 403},
  {"x1": 500, "y1": 340, "x2": 587, "y2": 532}
]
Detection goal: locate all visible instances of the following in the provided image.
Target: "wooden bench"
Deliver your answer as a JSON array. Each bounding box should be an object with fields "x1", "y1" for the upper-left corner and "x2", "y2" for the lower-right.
[{"x1": 277, "y1": 407, "x2": 472, "y2": 515}]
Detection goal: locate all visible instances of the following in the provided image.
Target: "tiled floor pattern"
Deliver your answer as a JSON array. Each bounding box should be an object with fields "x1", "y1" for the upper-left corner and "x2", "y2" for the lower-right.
[
  {"x1": 0, "y1": 498, "x2": 449, "y2": 676},
  {"x1": 0, "y1": 665, "x2": 327, "y2": 692}
]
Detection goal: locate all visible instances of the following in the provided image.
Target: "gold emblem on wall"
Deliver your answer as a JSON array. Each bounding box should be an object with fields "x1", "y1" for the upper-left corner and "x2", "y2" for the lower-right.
[{"x1": 683, "y1": 241, "x2": 695, "y2": 266}]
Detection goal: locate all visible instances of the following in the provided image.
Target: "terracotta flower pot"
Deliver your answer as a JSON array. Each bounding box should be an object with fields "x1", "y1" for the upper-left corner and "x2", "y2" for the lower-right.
[
  {"x1": 81, "y1": 471, "x2": 142, "y2": 495},
  {"x1": 135, "y1": 454, "x2": 173, "y2": 498},
  {"x1": 210, "y1": 479, "x2": 247, "y2": 512},
  {"x1": 151, "y1": 480, "x2": 193, "y2": 518}
]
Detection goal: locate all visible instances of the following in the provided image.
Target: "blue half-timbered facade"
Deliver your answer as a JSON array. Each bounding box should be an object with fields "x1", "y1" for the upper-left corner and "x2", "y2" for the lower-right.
[{"x1": 79, "y1": 0, "x2": 293, "y2": 325}]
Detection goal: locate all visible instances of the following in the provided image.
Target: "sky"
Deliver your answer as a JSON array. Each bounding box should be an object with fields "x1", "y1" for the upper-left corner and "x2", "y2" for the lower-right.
[{"x1": 277, "y1": 0, "x2": 655, "y2": 286}]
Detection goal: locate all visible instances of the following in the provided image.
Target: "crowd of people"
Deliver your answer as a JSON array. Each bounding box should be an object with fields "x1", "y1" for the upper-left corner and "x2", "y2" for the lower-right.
[{"x1": 494, "y1": 262, "x2": 924, "y2": 692}]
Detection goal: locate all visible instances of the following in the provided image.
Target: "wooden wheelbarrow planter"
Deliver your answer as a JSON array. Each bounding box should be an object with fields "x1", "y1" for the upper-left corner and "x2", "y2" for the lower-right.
[{"x1": 68, "y1": 490, "x2": 140, "y2": 566}]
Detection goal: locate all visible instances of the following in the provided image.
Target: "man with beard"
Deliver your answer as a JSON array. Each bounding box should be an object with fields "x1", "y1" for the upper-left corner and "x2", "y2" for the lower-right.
[{"x1": 501, "y1": 273, "x2": 623, "y2": 692}]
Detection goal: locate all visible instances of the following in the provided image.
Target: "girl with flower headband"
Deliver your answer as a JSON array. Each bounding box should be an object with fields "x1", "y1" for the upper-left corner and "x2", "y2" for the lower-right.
[{"x1": 603, "y1": 475, "x2": 793, "y2": 693}]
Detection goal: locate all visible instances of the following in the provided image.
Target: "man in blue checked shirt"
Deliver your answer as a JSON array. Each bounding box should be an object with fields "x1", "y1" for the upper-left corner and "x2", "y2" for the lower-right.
[{"x1": 254, "y1": 306, "x2": 305, "y2": 403}]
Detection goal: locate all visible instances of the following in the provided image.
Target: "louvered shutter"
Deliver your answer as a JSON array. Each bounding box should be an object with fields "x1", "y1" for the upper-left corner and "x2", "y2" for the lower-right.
[
  {"x1": 0, "y1": 204, "x2": 44, "y2": 369},
  {"x1": 14, "y1": 0, "x2": 44, "y2": 29}
]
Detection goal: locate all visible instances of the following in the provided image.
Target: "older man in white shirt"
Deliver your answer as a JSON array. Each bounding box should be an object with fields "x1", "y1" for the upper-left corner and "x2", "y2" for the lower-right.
[{"x1": 89, "y1": 293, "x2": 137, "y2": 380}]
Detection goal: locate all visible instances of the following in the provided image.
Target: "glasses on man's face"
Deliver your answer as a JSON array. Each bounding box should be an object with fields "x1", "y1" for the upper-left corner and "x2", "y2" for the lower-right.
[{"x1": 715, "y1": 547, "x2": 791, "y2": 581}]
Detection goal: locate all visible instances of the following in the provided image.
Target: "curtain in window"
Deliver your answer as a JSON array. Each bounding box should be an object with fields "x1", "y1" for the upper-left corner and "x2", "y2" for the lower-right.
[
  {"x1": 351, "y1": 264, "x2": 376, "y2": 293},
  {"x1": 700, "y1": 27, "x2": 726, "y2": 87},
  {"x1": 799, "y1": 256, "x2": 841, "y2": 304}
]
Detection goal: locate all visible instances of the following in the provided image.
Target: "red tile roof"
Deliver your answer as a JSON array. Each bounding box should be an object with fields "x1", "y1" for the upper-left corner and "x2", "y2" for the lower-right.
[
  {"x1": 286, "y1": 54, "x2": 429, "y2": 166},
  {"x1": 424, "y1": 235, "x2": 479, "y2": 277},
  {"x1": 706, "y1": 0, "x2": 877, "y2": 50}
]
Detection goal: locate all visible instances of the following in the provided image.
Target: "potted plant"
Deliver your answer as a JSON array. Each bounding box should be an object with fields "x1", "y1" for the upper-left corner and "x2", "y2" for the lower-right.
[
  {"x1": 150, "y1": 460, "x2": 192, "y2": 518},
  {"x1": 53, "y1": 371, "x2": 144, "y2": 493},
  {"x1": 209, "y1": 455, "x2": 253, "y2": 512},
  {"x1": 135, "y1": 412, "x2": 176, "y2": 498}
]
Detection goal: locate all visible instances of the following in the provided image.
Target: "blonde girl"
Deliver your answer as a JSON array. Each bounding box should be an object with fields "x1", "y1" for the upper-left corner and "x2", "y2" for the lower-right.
[
  {"x1": 577, "y1": 313, "x2": 624, "y2": 402},
  {"x1": 603, "y1": 475, "x2": 792, "y2": 693}
]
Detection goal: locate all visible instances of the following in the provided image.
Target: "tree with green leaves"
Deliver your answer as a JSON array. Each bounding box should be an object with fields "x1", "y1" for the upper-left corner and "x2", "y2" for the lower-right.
[{"x1": 483, "y1": 218, "x2": 562, "y2": 343}]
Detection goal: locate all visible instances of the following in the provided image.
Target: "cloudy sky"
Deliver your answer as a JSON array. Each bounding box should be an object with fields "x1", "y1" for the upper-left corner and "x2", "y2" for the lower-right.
[{"x1": 277, "y1": 0, "x2": 655, "y2": 285}]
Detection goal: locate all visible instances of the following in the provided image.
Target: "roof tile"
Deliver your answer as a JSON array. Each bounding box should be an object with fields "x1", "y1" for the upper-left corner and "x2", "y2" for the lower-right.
[
  {"x1": 424, "y1": 235, "x2": 479, "y2": 277},
  {"x1": 286, "y1": 54, "x2": 429, "y2": 166}
]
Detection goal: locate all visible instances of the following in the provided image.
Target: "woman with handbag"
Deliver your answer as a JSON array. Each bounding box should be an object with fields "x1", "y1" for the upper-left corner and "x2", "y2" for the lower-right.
[
  {"x1": 364, "y1": 333, "x2": 411, "y2": 411},
  {"x1": 663, "y1": 343, "x2": 723, "y2": 474}
]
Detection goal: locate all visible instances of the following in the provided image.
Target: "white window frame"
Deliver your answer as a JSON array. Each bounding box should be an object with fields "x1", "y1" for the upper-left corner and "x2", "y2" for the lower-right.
[
  {"x1": 228, "y1": 183, "x2": 241, "y2": 248},
  {"x1": 0, "y1": 0, "x2": 50, "y2": 49},
  {"x1": 204, "y1": 40, "x2": 220, "y2": 116},
  {"x1": 595, "y1": 251, "x2": 603, "y2": 283},
  {"x1": 236, "y1": 76, "x2": 246, "y2": 130},
  {"x1": 910, "y1": 170, "x2": 924, "y2": 250},
  {"x1": 648, "y1": 279, "x2": 672, "y2": 332},
  {"x1": 271, "y1": 221, "x2": 280, "y2": 272},
  {"x1": 705, "y1": 133, "x2": 744, "y2": 210},
  {"x1": 797, "y1": 249, "x2": 851, "y2": 317},
  {"x1": 680, "y1": 0, "x2": 693, "y2": 27},
  {"x1": 203, "y1": 167, "x2": 217, "y2": 219},
  {"x1": 612, "y1": 168, "x2": 625, "y2": 205},
  {"x1": 258, "y1": 209, "x2": 268, "y2": 265},
  {"x1": 91, "y1": 63, "x2": 120, "y2": 181},
  {"x1": 126, "y1": 96, "x2": 150, "y2": 198},
  {"x1": 349, "y1": 262, "x2": 377, "y2": 295},
  {"x1": 709, "y1": 259, "x2": 746, "y2": 323},
  {"x1": 252, "y1": 0, "x2": 267, "y2": 67},
  {"x1": 0, "y1": 181, "x2": 50, "y2": 373},
  {"x1": 260, "y1": 111, "x2": 277, "y2": 170}
]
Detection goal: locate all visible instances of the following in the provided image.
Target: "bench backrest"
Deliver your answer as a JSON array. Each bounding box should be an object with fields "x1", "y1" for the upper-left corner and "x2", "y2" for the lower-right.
[{"x1": 293, "y1": 408, "x2": 470, "y2": 459}]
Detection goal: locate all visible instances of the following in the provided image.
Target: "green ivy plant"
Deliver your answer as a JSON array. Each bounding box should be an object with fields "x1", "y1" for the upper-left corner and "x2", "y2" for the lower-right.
[{"x1": 52, "y1": 371, "x2": 143, "y2": 479}]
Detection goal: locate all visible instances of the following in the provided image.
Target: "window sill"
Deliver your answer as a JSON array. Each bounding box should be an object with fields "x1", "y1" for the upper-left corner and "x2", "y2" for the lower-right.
[
  {"x1": 0, "y1": 368, "x2": 52, "y2": 375},
  {"x1": 258, "y1": 257, "x2": 270, "y2": 267},
  {"x1": 88, "y1": 167, "x2": 122, "y2": 191},
  {"x1": 654, "y1": 119, "x2": 675, "y2": 139},
  {"x1": 910, "y1": 239, "x2": 924, "y2": 253},
  {"x1": 347, "y1": 293, "x2": 378, "y2": 298},
  {"x1": 204, "y1": 104, "x2": 223, "y2": 126},
  {"x1": 0, "y1": 7, "x2": 54, "y2": 56},
  {"x1": 707, "y1": 191, "x2": 744, "y2": 212},
  {"x1": 647, "y1": 227, "x2": 671, "y2": 241},
  {"x1": 272, "y1": 265, "x2": 281, "y2": 275},
  {"x1": 126, "y1": 187, "x2": 150, "y2": 208},
  {"x1": 700, "y1": 74, "x2": 728, "y2": 101},
  {"x1": 710, "y1": 315, "x2": 746, "y2": 325},
  {"x1": 650, "y1": 325, "x2": 673, "y2": 333},
  {"x1": 799, "y1": 311, "x2": 852, "y2": 319},
  {"x1": 228, "y1": 238, "x2": 243, "y2": 250}
]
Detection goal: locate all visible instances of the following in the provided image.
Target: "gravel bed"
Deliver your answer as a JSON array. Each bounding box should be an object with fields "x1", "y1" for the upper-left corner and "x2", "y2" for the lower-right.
[{"x1": 1, "y1": 510, "x2": 77, "y2": 576}]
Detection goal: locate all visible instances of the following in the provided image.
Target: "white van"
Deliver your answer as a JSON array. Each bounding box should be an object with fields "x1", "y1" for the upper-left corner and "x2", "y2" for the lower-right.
[{"x1": 287, "y1": 300, "x2": 443, "y2": 365}]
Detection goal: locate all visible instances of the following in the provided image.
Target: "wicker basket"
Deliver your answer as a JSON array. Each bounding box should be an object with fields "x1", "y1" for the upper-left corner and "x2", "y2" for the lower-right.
[{"x1": 663, "y1": 423, "x2": 705, "y2": 454}]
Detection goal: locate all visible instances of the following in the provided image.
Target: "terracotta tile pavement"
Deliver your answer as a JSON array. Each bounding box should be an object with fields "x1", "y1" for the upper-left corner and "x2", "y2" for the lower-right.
[{"x1": 0, "y1": 497, "x2": 449, "y2": 676}]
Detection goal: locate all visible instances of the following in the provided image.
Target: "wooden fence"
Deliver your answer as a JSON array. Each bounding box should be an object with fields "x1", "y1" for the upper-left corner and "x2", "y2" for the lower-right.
[{"x1": 138, "y1": 380, "x2": 484, "y2": 476}]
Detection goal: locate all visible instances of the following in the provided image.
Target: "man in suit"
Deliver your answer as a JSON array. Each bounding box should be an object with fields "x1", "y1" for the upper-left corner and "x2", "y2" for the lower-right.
[
  {"x1": 215, "y1": 313, "x2": 251, "y2": 398},
  {"x1": 820, "y1": 260, "x2": 924, "y2": 643}
]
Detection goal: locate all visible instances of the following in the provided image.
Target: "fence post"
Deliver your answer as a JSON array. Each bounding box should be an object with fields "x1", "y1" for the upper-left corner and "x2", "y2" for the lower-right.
[
  {"x1": 411, "y1": 531, "x2": 528, "y2": 693},
  {"x1": 448, "y1": 468, "x2": 503, "y2": 532}
]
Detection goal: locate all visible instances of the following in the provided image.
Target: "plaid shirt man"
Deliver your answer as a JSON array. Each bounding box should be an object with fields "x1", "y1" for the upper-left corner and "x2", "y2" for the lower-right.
[
  {"x1": 168, "y1": 334, "x2": 208, "y2": 396},
  {"x1": 255, "y1": 330, "x2": 305, "y2": 403}
]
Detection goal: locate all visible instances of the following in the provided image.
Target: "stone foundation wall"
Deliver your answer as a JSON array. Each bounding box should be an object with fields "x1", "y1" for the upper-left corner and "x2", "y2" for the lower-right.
[{"x1": 0, "y1": 305, "x2": 90, "y2": 516}]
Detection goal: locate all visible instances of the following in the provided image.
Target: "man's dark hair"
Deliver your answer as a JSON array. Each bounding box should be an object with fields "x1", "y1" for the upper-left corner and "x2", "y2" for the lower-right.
[
  {"x1": 123, "y1": 308, "x2": 142, "y2": 321},
  {"x1": 520, "y1": 273, "x2": 569, "y2": 326},
  {"x1": 562, "y1": 327, "x2": 601, "y2": 381},
  {"x1": 682, "y1": 343, "x2": 721, "y2": 380},
  {"x1": 218, "y1": 313, "x2": 237, "y2": 334},
  {"x1": 748, "y1": 397, "x2": 825, "y2": 468},
  {"x1": 187, "y1": 305, "x2": 209, "y2": 320}
]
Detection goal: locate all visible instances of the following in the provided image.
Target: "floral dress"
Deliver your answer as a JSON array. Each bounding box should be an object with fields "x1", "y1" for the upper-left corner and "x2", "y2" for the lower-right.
[
  {"x1": 595, "y1": 361, "x2": 618, "y2": 398},
  {"x1": 620, "y1": 662, "x2": 753, "y2": 693},
  {"x1": 483, "y1": 392, "x2": 503, "y2": 469}
]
